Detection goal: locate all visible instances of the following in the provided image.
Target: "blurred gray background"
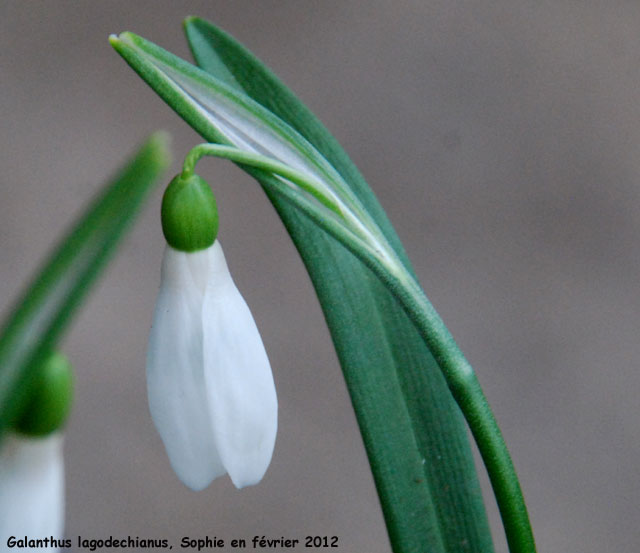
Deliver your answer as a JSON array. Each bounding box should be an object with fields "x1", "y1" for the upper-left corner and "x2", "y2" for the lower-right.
[{"x1": 2, "y1": 1, "x2": 639, "y2": 552}]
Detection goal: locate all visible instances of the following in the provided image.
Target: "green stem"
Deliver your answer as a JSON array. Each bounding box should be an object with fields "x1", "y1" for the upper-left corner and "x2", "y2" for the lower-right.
[
  {"x1": 390, "y1": 277, "x2": 535, "y2": 553},
  {"x1": 182, "y1": 144, "x2": 396, "y2": 261},
  {"x1": 183, "y1": 144, "x2": 346, "y2": 219},
  {"x1": 184, "y1": 143, "x2": 536, "y2": 553}
]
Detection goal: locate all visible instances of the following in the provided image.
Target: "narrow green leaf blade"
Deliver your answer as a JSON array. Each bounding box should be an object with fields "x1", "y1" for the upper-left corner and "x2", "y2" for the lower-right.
[
  {"x1": 0, "y1": 133, "x2": 171, "y2": 429},
  {"x1": 183, "y1": 19, "x2": 494, "y2": 553}
]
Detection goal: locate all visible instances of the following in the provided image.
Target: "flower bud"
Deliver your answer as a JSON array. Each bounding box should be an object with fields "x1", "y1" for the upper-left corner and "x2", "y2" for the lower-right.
[
  {"x1": 13, "y1": 352, "x2": 73, "y2": 437},
  {"x1": 161, "y1": 173, "x2": 219, "y2": 252}
]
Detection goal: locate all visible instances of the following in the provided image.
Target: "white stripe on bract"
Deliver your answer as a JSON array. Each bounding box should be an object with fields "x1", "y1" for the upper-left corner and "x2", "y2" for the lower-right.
[
  {"x1": 158, "y1": 59, "x2": 339, "y2": 204},
  {"x1": 0, "y1": 433, "x2": 64, "y2": 548},
  {"x1": 202, "y1": 241, "x2": 278, "y2": 489},
  {"x1": 146, "y1": 245, "x2": 225, "y2": 490}
]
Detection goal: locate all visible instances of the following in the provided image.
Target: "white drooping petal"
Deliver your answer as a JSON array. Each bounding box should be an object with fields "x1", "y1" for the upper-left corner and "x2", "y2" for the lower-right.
[
  {"x1": 0, "y1": 433, "x2": 64, "y2": 544},
  {"x1": 146, "y1": 245, "x2": 225, "y2": 490},
  {"x1": 202, "y1": 242, "x2": 278, "y2": 489}
]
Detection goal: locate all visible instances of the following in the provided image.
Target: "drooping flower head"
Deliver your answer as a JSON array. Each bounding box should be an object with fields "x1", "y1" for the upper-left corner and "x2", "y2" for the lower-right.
[
  {"x1": 0, "y1": 351, "x2": 72, "y2": 546},
  {"x1": 147, "y1": 172, "x2": 277, "y2": 490}
]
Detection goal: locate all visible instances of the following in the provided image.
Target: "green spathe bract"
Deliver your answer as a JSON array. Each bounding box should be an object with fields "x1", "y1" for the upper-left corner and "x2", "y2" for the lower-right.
[
  {"x1": 13, "y1": 352, "x2": 73, "y2": 436},
  {"x1": 161, "y1": 173, "x2": 218, "y2": 252}
]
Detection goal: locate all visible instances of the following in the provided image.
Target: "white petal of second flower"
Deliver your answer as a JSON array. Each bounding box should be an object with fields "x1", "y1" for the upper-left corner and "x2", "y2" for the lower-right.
[
  {"x1": 0, "y1": 433, "x2": 64, "y2": 545},
  {"x1": 202, "y1": 242, "x2": 278, "y2": 489},
  {"x1": 147, "y1": 246, "x2": 225, "y2": 490}
]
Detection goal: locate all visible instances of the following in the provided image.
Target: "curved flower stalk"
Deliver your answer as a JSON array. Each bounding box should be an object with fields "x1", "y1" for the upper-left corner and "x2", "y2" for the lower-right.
[
  {"x1": 0, "y1": 351, "x2": 72, "y2": 548},
  {"x1": 146, "y1": 173, "x2": 277, "y2": 490}
]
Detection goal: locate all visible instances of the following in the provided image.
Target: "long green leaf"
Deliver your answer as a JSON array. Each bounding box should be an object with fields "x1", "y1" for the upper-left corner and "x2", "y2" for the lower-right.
[
  {"x1": 0, "y1": 133, "x2": 171, "y2": 430},
  {"x1": 112, "y1": 28, "x2": 492, "y2": 553}
]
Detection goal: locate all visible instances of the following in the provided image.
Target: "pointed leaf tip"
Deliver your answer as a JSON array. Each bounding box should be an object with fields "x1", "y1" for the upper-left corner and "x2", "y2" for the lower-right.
[
  {"x1": 143, "y1": 130, "x2": 172, "y2": 166},
  {"x1": 108, "y1": 33, "x2": 125, "y2": 49},
  {"x1": 183, "y1": 16, "x2": 200, "y2": 28},
  {"x1": 109, "y1": 31, "x2": 139, "y2": 51}
]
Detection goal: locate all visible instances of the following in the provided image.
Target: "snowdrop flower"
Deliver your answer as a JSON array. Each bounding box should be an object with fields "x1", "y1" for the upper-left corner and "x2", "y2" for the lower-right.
[
  {"x1": 0, "y1": 433, "x2": 64, "y2": 543},
  {"x1": 0, "y1": 352, "x2": 72, "y2": 547},
  {"x1": 147, "y1": 172, "x2": 277, "y2": 491}
]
